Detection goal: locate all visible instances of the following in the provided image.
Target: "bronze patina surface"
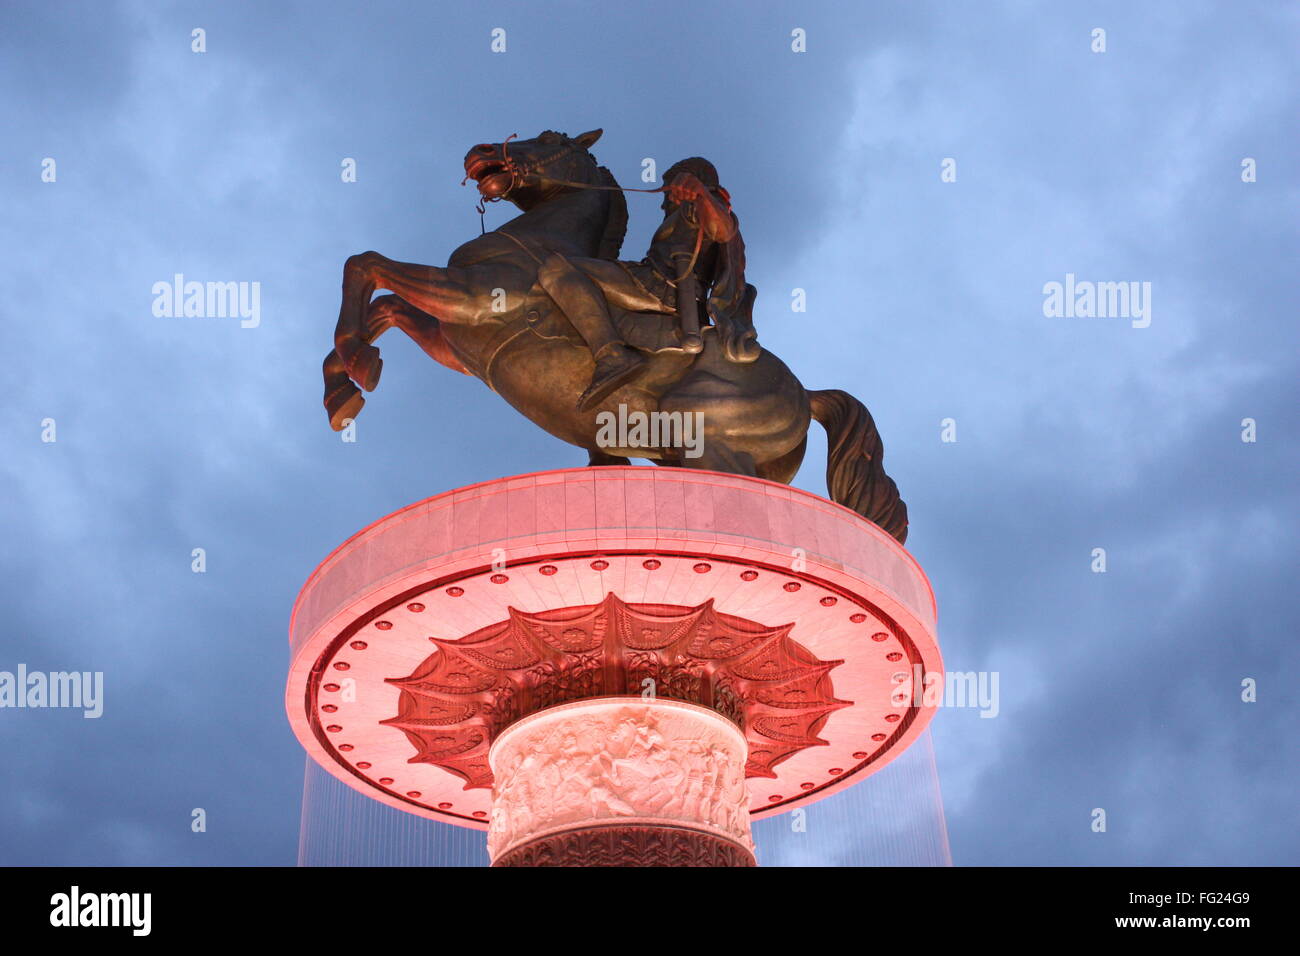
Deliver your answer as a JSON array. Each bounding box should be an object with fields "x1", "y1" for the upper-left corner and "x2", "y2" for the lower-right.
[{"x1": 324, "y1": 129, "x2": 908, "y2": 542}]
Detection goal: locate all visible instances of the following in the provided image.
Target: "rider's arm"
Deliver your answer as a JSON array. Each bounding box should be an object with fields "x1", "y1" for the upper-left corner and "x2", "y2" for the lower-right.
[
  {"x1": 668, "y1": 173, "x2": 737, "y2": 243},
  {"x1": 700, "y1": 204, "x2": 738, "y2": 243}
]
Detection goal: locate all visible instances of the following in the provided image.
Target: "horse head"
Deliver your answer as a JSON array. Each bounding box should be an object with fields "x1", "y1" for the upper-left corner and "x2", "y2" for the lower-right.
[{"x1": 463, "y1": 128, "x2": 605, "y2": 212}]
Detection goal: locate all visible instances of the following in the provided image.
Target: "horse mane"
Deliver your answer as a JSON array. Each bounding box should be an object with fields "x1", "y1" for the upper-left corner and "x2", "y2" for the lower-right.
[{"x1": 594, "y1": 165, "x2": 628, "y2": 260}]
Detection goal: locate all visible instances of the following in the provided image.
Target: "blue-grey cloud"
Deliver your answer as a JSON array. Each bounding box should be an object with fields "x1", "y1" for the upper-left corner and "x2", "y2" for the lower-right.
[{"x1": 1, "y1": 0, "x2": 1294, "y2": 865}]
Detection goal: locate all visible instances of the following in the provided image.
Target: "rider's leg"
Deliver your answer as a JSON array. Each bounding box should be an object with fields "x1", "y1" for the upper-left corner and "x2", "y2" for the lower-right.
[
  {"x1": 537, "y1": 253, "x2": 647, "y2": 411},
  {"x1": 566, "y1": 258, "x2": 668, "y2": 313},
  {"x1": 586, "y1": 256, "x2": 702, "y2": 355}
]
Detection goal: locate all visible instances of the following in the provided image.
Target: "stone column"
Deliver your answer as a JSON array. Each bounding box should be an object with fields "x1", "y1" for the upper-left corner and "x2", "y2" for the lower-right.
[{"x1": 487, "y1": 697, "x2": 756, "y2": 867}]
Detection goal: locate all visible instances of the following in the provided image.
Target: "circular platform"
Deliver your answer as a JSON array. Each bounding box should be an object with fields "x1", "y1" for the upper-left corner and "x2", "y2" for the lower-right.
[{"x1": 287, "y1": 467, "x2": 940, "y2": 829}]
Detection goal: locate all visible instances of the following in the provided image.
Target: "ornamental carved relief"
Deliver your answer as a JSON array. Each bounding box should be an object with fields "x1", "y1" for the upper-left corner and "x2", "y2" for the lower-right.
[
  {"x1": 494, "y1": 824, "x2": 757, "y2": 868},
  {"x1": 382, "y1": 593, "x2": 849, "y2": 789},
  {"x1": 486, "y1": 699, "x2": 752, "y2": 860}
]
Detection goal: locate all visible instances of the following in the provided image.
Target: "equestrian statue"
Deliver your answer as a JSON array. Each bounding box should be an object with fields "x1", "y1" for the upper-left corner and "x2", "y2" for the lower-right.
[{"x1": 323, "y1": 128, "x2": 909, "y2": 543}]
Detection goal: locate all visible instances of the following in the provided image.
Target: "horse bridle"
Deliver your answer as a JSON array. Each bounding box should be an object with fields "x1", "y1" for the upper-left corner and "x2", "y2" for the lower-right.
[
  {"x1": 461, "y1": 134, "x2": 581, "y2": 200},
  {"x1": 462, "y1": 132, "x2": 730, "y2": 280},
  {"x1": 464, "y1": 132, "x2": 731, "y2": 202}
]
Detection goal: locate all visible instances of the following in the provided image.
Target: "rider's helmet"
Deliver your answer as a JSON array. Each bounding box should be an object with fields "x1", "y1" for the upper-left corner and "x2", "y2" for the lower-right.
[{"x1": 662, "y1": 157, "x2": 722, "y2": 212}]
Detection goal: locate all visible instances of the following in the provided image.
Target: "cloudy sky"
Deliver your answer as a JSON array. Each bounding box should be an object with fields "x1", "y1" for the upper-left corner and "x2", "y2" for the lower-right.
[{"x1": 2, "y1": 0, "x2": 1295, "y2": 866}]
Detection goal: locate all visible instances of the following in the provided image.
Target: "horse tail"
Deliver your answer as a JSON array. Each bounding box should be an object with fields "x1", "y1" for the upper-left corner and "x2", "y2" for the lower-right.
[{"x1": 808, "y1": 389, "x2": 908, "y2": 544}]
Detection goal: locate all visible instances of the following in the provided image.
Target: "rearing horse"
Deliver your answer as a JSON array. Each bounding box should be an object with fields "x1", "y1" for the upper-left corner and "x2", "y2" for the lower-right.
[{"x1": 325, "y1": 128, "x2": 909, "y2": 542}]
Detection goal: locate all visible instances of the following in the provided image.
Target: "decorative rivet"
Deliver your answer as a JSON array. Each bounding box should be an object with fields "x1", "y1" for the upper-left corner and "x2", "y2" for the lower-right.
[
  {"x1": 350, "y1": 640, "x2": 368, "y2": 650},
  {"x1": 740, "y1": 569, "x2": 759, "y2": 581},
  {"x1": 800, "y1": 782, "x2": 816, "y2": 791},
  {"x1": 438, "y1": 802, "x2": 452, "y2": 810},
  {"x1": 539, "y1": 565, "x2": 558, "y2": 575},
  {"x1": 871, "y1": 632, "x2": 889, "y2": 642},
  {"x1": 590, "y1": 559, "x2": 609, "y2": 571},
  {"x1": 323, "y1": 683, "x2": 340, "y2": 692},
  {"x1": 885, "y1": 714, "x2": 901, "y2": 723},
  {"x1": 446, "y1": 586, "x2": 464, "y2": 597},
  {"x1": 321, "y1": 704, "x2": 338, "y2": 713},
  {"x1": 852, "y1": 751, "x2": 868, "y2": 759},
  {"x1": 407, "y1": 602, "x2": 425, "y2": 612},
  {"x1": 783, "y1": 581, "x2": 801, "y2": 592},
  {"x1": 820, "y1": 596, "x2": 837, "y2": 606},
  {"x1": 490, "y1": 573, "x2": 509, "y2": 584},
  {"x1": 829, "y1": 767, "x2": 843, "y2": 775},
  {"x1": 886, "y1": 652, "x2": 903, "y2": 662},
  {"x1": 768, "y1": 794, "x2": 783, "y2": 802},
  {"x1": 338, "y1": 744, "x2": 353, "y2": 752},
  {"x1": 871, "y1": 733, "x2": 887, "y2": 742},
  {"x1": 642, "y1": 559, "x2": 661, "y2": 570},
  {"x1": 693, "y1": 562, "x2": 711, "y2": 574},
  {"x1": 333, "y1": 661, "x2": 350, "y2": 670},
  {"x1": 472, "y1": 810, "x2": 487, "y2": 818},
  {"x1": 850, "y1": 613, "x2": 867, "y2": 624},
  {"x1": 406, "y1": 791, "x2": 422, "y2": 799},
  {"x1": 356, "y1": 761, "x2": 372, "y2": 770},
  {"x1": 379, "y1": 777, "x2": 394, "y2": 785},
  {"x1": 326, "y1": 725, "x2": 342, "y2": 733}
]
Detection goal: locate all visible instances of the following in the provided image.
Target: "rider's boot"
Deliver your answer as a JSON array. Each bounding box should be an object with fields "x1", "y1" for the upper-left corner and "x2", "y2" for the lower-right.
[
  {"x1": 577, "y1": 341, "x2": 646, "y2": 411},
  {"x1": 537, "y1": 252, "x2": 648, "y2": 410}
]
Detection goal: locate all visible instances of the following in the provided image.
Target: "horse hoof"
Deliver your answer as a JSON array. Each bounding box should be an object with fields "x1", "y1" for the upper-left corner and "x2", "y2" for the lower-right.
[
  {"x1": 348, "y1": 343, "x2": 384, "y2": 392},
  {"x1": 326, "y1": 381, "x2": 365, "y2": 430}
]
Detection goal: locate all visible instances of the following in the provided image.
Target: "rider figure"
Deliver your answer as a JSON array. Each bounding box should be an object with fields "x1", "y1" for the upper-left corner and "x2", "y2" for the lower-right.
[{"x1": 537, "y1": 158, "x2": 758, "y2": 410}]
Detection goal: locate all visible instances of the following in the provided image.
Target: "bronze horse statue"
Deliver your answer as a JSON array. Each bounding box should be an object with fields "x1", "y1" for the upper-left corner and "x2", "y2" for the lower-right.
[{"x1": 325, "y1": 129, "x2": 909, "y2": 542}]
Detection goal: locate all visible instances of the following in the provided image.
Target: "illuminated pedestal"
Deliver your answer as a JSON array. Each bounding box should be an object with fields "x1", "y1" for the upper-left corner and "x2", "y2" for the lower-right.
[
  {"x1": 287, "y1": 467, "x2": 941, "y2": 867},
  {"x1": 489, "y1": 698, "x2": 753, "y2": 866}
]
